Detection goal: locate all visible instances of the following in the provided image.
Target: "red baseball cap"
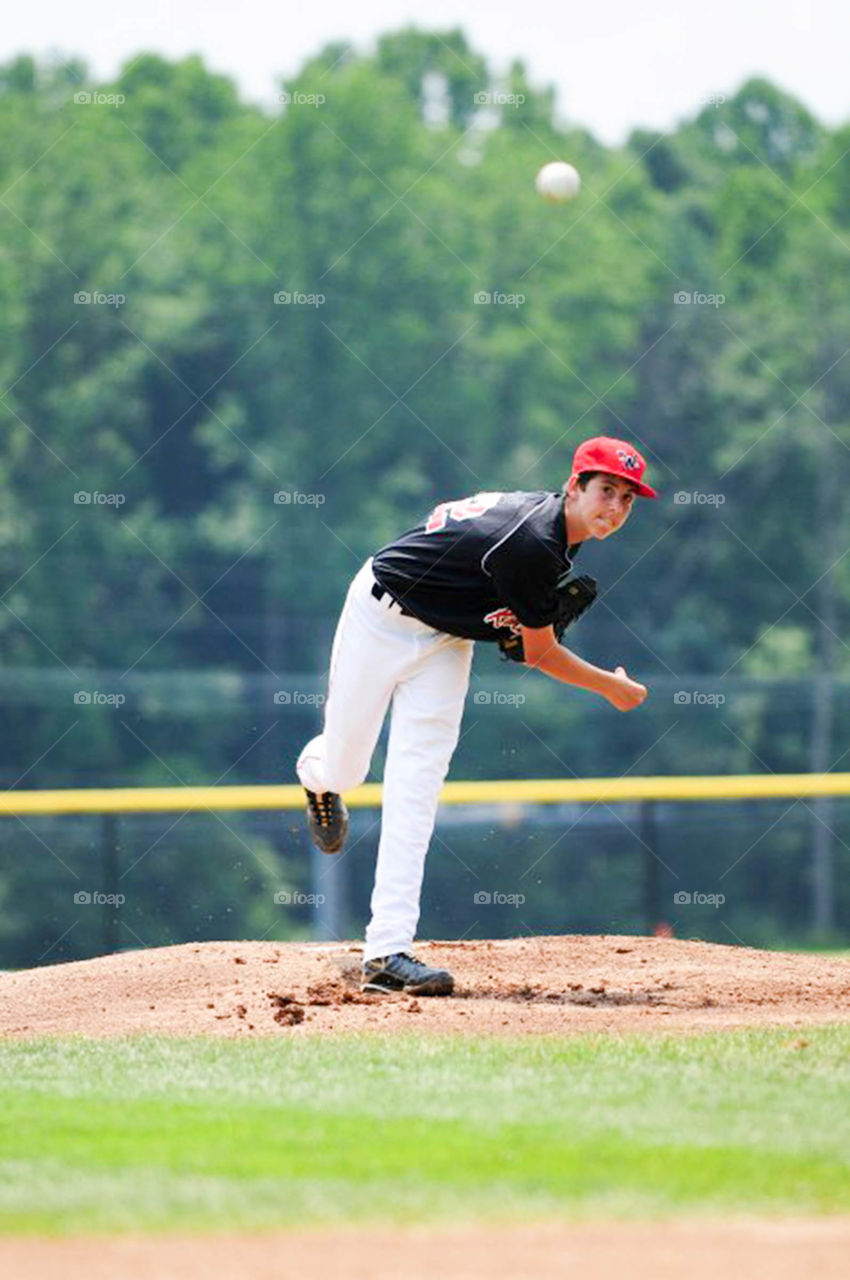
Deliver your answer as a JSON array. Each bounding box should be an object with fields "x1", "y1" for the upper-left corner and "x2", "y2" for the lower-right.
[{"x1": 570, "y1": 436, "x2": 657, "y2": 499}]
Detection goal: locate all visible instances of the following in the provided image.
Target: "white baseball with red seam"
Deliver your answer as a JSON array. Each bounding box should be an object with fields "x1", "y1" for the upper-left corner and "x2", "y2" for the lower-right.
[{"x1": 535, "y1": 161, "x2": 580, "y2": 202}]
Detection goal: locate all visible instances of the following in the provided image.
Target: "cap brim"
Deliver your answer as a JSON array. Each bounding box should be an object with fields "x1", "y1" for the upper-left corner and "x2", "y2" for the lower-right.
[{"x1": 572, "y1": 467, "x2": 657, "y2": 499}]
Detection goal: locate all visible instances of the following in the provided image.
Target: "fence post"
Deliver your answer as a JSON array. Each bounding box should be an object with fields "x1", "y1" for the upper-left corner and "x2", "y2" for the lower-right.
[
  {"x1": 311, "y1": 843, "x2": 343, "y2": 941},
  {"x1": 101, "y1": 813, "x2": 120, "y2": 954},
  {"x1": 810, "y1": 672, "x2": 835, "y2": 934},
  {"x1": 640, "y1": 801, "x2": 664, "y2": 934}
]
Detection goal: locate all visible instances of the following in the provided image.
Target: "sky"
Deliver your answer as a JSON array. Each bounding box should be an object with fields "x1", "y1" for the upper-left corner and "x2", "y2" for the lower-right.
[{"x1": 3, "y1": 0, "x2": 848, "y2": 143}]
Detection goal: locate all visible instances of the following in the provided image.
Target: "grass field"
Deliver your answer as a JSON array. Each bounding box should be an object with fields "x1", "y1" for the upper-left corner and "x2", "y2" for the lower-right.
[{"x1": 1, "y1": 1026, "x2": 849, "y2": 1234}]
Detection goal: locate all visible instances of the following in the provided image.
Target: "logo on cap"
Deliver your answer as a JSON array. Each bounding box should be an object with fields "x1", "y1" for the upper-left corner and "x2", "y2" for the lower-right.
[{"x1": 617, "y1": 450, "x2": 640, "y2": 472}]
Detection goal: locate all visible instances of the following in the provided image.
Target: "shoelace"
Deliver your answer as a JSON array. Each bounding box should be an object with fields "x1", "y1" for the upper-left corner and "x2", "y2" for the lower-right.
[{"x1": 307, "y1": 791, "x2": 336, "y2": 828}]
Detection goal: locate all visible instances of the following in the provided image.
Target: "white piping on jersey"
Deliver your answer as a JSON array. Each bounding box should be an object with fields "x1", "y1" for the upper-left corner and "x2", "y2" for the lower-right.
[{"x1": 480, "y1": 493, "x2": 563, "y2": 580}]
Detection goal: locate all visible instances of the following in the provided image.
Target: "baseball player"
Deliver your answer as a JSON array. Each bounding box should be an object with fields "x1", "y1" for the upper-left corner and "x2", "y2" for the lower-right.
[{"x1": 297, "y1": 436, "x2": 656, "y2": 996}]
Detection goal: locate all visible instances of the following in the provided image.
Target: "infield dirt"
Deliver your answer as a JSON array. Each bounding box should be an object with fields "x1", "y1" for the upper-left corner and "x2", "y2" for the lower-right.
[
  {"x1": 1, "y1": 934, "x2": 847, "y2": 1037},
  {"x1": 3, "y1": 1219, "x2": 850, "y2": 1280}
]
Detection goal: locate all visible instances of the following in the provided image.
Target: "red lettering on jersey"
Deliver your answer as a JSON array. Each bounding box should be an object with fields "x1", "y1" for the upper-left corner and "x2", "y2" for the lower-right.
[
  {"x1": 425, "y1": 502, "x2": 450, "y2": 533},
  {"x1": 424, "y1": 492, "x2": 502, "y2": 534},
  {"x1": 484, "y1": 607, "x2": 522, "y2": 634}
]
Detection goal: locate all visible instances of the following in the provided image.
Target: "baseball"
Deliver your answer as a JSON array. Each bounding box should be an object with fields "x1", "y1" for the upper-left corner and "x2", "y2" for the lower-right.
[{"x1": 535, "y1": 161, "x2": 581, "y2": 202}]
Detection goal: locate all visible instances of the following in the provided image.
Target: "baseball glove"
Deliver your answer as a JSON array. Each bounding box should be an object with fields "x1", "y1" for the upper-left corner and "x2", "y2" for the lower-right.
[{"x1": 498, "y1": 572, "x2": 598, "y2": 663}]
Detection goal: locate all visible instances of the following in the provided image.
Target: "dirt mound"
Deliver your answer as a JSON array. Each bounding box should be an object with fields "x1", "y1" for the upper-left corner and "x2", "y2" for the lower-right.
[
  {"x1": 0, "y1": 935, "x2": 847, "y2": 1038},
  {"x1": 4, "y1": 1219, "x2": 850, "y2": 1280}
]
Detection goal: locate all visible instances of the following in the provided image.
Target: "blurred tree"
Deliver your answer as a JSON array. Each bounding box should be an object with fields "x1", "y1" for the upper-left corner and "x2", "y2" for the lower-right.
[{"x1": 376, "y1": 28, "x2": 488, "y2": 128}]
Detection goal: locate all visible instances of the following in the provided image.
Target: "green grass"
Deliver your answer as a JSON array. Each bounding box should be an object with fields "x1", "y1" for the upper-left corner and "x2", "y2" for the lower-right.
[
  {"x1": 1, "y1": 1027, "x2": 849, "y2": 1233},
  {"x1": 789, "y1": 948, "x2": 850, "y2": 958}
]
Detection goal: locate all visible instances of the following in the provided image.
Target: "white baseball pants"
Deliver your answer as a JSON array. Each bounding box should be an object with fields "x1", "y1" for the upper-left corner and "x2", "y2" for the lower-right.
[{"x1": 297, "y1": 559, "x2": 474, "y2": 961}]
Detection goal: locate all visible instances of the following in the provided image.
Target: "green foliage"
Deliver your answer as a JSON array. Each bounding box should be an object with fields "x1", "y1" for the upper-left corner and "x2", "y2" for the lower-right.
[{"x1": 376, "y1": 28, "x2": 488, "y2": 128}]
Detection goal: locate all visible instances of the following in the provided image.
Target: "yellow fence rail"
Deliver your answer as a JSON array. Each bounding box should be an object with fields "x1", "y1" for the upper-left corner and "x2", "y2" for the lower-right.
[{"x1": 2, "y1": 772, "x2": 850, "y2": 816}]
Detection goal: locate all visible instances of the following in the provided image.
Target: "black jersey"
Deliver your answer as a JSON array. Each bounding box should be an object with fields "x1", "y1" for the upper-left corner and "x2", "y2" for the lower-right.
[{"x1": 371, "y1": 490, "x2": 580, "y2": 642}]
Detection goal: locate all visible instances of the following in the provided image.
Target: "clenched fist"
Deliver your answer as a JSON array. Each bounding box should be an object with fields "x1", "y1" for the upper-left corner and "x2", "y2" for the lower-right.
[{"x1": 604, "y1": 665, "x2": 648, "y2": 712}]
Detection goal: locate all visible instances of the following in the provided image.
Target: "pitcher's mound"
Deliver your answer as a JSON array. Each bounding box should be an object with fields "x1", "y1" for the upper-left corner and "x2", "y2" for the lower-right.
[{"x1": 0, "y1": 936, "x2": 847, "y2": 1038}]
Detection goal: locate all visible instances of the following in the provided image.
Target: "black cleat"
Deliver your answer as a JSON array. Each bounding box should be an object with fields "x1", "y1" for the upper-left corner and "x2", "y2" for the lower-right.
[
  {"x1": 304, "y1": 789, "x2": 349, "y2": 854},
  {"x1": 362, "y1": 952, "x2": 454, "y2": 997}
]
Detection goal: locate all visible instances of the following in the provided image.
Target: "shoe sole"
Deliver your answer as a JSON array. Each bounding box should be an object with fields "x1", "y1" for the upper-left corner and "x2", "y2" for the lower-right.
[
  {"x1": 361, "y1": 976, "x2": 454, "y2": 997},
  {"x1": 307, "y1": 816, "x2": 349, "y2": 855},
  {"x1": 313, "y1": 835, "x2": 346, "y2": 855}
]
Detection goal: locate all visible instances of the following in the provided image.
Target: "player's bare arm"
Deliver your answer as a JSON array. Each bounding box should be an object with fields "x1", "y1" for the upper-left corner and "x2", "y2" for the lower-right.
[{"x1": 519, "y1": 623, "x2": 648, "y2": 711}]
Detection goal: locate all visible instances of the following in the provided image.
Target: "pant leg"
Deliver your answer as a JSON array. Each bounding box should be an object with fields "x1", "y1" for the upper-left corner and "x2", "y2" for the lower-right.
[
  {"x1": 297, "y1": 560, "x2": 418, "y2": 795},
  {"x1": 363, "y1": 633, "x2": 473, "y2": 961}
]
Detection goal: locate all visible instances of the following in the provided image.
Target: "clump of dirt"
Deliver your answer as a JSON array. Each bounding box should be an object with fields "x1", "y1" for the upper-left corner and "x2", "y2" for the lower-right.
[
  {"x1": 304, "y1": 978, "x2": 383, "y2": 1007},
  {"x1": 0, "y1": 936, "x2": 847, "y2": 1039},
  {"x1": 268, "y1": 995, "x2": 305, "y2": 1026}
]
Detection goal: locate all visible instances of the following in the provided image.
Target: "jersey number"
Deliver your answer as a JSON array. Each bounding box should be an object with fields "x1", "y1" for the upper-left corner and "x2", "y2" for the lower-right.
[{"x1": 425, "y1": 492, "x2": 502, "y2": 533}]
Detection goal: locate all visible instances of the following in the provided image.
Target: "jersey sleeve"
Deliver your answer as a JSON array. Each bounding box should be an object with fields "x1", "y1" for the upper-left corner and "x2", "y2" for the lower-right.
[{"x1": 481, "y1": 516, "x2": 563, "y2": 628}]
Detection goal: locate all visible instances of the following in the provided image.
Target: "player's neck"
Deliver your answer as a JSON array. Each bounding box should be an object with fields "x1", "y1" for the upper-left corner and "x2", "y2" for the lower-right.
[{"x1": 563, "y1": 499, "x2": 590, "y2": 545}]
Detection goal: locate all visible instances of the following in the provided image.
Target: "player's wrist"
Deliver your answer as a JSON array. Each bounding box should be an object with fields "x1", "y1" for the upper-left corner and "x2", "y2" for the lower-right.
[{"x1": 539, "y1": 647, "x2": 610, "y2": 695}]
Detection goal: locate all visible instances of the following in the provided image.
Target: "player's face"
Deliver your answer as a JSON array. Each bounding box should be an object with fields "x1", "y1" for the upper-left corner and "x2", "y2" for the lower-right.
[{"x1": 570, "y1": 473, "x2": 636, "y2": 540}]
